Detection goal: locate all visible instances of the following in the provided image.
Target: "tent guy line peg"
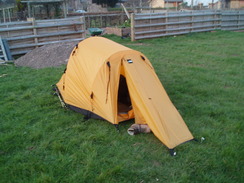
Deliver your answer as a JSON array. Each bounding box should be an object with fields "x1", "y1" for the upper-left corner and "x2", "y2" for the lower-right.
[
  {"x1": 200, "y1": 137, "x2": 205, "y2": 143},
  {"x1": 169, "y1": 149, "x2": 177, "y2": 156}
]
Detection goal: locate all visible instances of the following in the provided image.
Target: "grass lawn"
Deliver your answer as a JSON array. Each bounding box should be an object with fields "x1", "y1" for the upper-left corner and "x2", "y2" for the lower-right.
[{"x1": 0, "y1": 31, "x2": 243, "y2": 183}]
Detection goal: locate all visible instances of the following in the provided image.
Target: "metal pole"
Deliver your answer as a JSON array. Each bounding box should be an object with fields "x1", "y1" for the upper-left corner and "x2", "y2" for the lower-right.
[
  {"x1": 27, "y1": 2, "x2": 31, "y2": 17},
  {"x1": 63, "y1": 1, "x2": 67, "y2": 18},
  {"x1": 3, "y1": 8, "x2": 6, "y2": 23},
  {"x1": 8, "y1": 8, "x2": 11, "y2": 22}
]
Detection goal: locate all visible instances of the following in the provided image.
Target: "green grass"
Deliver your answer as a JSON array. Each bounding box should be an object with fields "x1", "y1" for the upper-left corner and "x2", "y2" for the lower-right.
[{"x1": 0, "y1": 31, "x2": 243, "y2": 183}]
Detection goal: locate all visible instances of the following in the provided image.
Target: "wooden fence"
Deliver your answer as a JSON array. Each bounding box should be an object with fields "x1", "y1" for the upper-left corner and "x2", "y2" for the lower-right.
[
  {"x1": 0, "y1": 17, "x2": 85, "y2": 56},
  {"x1": 1, "y1": 10, "x2": 243, "y2": 56},
  {"x1": 221, "y1": 10, "x2": 244, "y2": 31},
  {"x1": 0, "y1": 7, "x2": 17, "y2": 23},
  {"x1": 84, "y1": 13, "x2": 127, "y2": 28},
  {"x1": 131, "y1": 10, "x2": 244, "y2": 41}
]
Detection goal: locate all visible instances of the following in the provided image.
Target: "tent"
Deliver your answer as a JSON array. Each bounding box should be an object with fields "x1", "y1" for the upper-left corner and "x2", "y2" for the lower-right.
[{"x1": 56, "y1": 37, "x2": 193, "y2": 153}]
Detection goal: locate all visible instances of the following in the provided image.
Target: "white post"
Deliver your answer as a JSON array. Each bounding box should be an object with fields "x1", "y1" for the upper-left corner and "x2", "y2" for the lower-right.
[
  {"x1": 131, "y1": 13, "x2": 135, "y2": 41},
  {"x1": 121, "y1": 3, "x2": 130, "y2": 19}
]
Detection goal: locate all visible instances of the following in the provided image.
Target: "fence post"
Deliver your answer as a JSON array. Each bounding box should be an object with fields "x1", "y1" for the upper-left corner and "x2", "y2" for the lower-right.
[
  {"x1": 121, "y1": 13, "x2": 124, "y2": 25},
  {"x1": 191, "y1": 11, "x2": 193, "y2": 33},
  {"x1": 3, "y1": 8, "x2": 6, "y2": 23},
  {"x1": 81, "y1": 16, "x2": 86, "y2": 39},
  {"x1": 100, "y1": 14, "x2": 102, "y2": 27},
  {"x1": 7, "y1": 8, "x2": 11, "y2": 22},
  {"x1": 131, "y1": 13, "x2": 135, "y2": 41},
  {"x1": 28, "y1": 17, "x2": 38, "y2": 48},
  {"x1": 165, "y1": 11, "x2": 168, "y2": 35},
  {"x1": 219, "y1": 10, "x2": 222, "y2": 30},
  {"x1": 220, "y1": 10, "x2": 223, "y2": 30},
  {"x1": 88, "y1": 16, "x2": 90, "y2": 29},
  {"x1": 238, "y1": 10, "x2": 240, "y2": 30},
  {"x1": 63, "y1": 1, "x2": 67, "y2": 18}
]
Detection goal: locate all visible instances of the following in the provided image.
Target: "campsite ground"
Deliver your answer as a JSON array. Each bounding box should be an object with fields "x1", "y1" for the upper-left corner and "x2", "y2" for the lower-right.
[{"x1": 0, "y1": 31, "x2": 243, "y2": 183}]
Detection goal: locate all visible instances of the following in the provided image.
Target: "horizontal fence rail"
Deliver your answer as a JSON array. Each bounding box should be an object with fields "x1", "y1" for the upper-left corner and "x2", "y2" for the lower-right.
[
  {"x1": 0, "y1": 17, "x2": 85, "y2": 56},
  {"x1": 131, "y1": 10, "x2": 244, "y2": 41}
]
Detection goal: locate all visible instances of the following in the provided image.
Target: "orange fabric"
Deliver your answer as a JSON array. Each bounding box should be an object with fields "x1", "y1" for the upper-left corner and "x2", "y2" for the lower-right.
[
  {"x1": 57, "y1": 37, "x2": 193, "y2": 149},
  {"x1": 123, "y1": 54, "x2": 193, "y2": 148}
]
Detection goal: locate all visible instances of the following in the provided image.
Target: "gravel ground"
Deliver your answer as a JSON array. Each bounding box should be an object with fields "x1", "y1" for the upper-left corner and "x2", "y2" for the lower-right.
[{"x1": 15, "y1": 41, "x2": 78, "y2": 69}]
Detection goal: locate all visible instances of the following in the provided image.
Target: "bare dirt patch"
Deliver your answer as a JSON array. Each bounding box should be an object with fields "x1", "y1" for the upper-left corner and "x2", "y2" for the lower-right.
[{"x1": 15, "y1": 42, "x2": 78, "y2": 69}]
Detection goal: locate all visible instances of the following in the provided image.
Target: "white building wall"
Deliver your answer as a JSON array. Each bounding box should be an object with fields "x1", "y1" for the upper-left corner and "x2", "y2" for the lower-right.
[{"x1": 150, "y1": 0, "x2": 165, "y2": 8}]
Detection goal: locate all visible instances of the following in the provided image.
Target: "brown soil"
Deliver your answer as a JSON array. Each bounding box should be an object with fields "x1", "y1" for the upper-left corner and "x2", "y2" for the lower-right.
[{"x1": 15, "y1": 41, "x2": 78, "y2": 69}]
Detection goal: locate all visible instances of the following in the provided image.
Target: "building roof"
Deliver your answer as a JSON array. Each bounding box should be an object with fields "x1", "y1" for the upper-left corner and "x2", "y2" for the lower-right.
[{"x1": 21, "y1": 0, "x2": 64, "y2": 4}]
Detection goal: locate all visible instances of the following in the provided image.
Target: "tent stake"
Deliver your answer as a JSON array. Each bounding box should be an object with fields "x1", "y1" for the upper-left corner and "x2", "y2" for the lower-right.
[
  {"x1": 169, "y1": 149, "x2": 176, "y2": 156},
  {"x1": 114, "y1": 124, "x2": 120, "y2": 132}
]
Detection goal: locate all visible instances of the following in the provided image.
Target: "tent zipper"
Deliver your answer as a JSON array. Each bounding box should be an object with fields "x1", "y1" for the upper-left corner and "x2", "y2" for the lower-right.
[{"x1": 105, "y1": 61, "x2": 111, "y2": 103}]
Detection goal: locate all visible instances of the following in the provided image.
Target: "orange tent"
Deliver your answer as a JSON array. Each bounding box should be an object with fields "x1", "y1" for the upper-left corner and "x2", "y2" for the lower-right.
[{"x1": 56, "y1": 37, "x2": 193, "y2": 152}]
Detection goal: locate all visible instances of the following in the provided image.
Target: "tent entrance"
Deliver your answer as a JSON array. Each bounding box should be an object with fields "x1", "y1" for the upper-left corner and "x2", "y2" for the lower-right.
[{"x1": 118, "y1": 75, "x2": 132, "y2": 114}]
